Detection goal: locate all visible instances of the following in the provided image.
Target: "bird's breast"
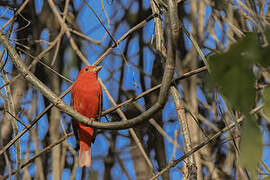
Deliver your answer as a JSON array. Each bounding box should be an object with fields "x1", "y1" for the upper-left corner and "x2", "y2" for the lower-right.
[{"x1": 72, "y1": 82, "x2": 101, "y2": 119}]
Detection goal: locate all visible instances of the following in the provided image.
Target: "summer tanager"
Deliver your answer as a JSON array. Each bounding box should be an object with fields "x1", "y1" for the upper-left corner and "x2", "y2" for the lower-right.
[{"x1": 71, "y1": 65, "x2": 102, "y2": 167}]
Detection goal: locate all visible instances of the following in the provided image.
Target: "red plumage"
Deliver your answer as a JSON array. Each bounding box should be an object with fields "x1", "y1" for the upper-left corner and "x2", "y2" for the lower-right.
[{"x1": 71, "y1": 65, "x2": 102, "y2": 167}]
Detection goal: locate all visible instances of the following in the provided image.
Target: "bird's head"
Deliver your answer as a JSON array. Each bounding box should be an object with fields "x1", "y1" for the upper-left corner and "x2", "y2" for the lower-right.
[{"x1": 77, "y1": 65, "x2": 102, "y2": 80}]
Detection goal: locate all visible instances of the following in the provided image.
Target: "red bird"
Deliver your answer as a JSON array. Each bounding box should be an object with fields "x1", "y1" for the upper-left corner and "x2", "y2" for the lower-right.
[{"x1": 71, "y1": 65, "x2": 102, "y2": 167}]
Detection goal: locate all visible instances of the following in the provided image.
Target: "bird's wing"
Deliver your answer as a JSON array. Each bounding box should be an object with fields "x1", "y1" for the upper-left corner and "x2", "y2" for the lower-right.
[
  {"x1": 97, "y1": 92, "x2": 103, "y2": 122},
  {"x1": 71, "y1": 93, "x2": 80, "y2": 150}
]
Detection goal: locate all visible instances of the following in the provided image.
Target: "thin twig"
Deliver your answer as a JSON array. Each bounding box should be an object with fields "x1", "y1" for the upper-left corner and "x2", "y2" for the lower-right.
[
  {"x1": 0, "y1": 86, "x2": 72, "y2": 157},
  {"x1": 99, "y1": 80, "x2": 156, "y2": 174},
  {"x1": 2, "y1": 133, "x2": 74, "y2": 179},
  {"x1": 1, "y1": 21, "x2": 21, "y2": 180},
  {"x1": 0, "y1": 29, "x2": 66, "y2": 91},
  {"x1": 48, "y1": 0, "x2": 89, "y2": 64},
  {"x1": 2, "y1": 71, "x2": 20, "y2": 180},
  {"x1": 180, "y1": 22, "x2": 210, "y2": 72},
  {"x1": 93, "y1": 12, "x2": 159, "y2": 66},
  {"x1": 0, "y1": 0, "x2": 30, "y2": 31}
]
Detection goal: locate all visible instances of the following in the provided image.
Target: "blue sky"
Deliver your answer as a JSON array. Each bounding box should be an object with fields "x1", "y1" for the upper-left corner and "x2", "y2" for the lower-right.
[{"x1": 0, "y1": 0, "x2": 269, "y2": 179}]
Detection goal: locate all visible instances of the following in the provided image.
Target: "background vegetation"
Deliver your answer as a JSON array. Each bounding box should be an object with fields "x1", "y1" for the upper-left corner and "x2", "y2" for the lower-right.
[{"x1": 0, "y1": 0, "x2": 270, "y2": 179}]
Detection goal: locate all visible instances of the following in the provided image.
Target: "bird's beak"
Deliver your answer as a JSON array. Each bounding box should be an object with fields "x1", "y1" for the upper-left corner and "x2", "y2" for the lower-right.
[{"x1": 94, "y1": 66, "x2": 102, "y2": 72}]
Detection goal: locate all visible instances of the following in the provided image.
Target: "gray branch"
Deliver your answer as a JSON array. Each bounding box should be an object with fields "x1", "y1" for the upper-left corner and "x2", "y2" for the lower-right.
[{"x1": 0, "y1": 31, "x2": 174, "y2": 130}]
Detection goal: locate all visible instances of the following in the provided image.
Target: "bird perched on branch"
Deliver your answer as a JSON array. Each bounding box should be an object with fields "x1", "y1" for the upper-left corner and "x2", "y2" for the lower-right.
[{"x1": 71, "y1": 65, "x2": 102, "y2": 167}]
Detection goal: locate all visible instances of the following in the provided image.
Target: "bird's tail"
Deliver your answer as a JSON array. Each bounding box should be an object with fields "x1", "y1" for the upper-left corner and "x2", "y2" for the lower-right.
[{"x1": 78, "y1": 147, "x2": 91, "y2": 167}]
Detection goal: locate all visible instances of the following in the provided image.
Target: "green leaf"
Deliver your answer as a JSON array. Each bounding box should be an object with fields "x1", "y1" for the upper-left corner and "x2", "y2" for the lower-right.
[
  {"x1": 214, "y1": 0, "x2": 229, "y2": 11},
  {"x1": 239, "y1": 116, "x2": 263, "y2": 179},
  {"x1": 259, "y1": 28, "x2": 270, "y2": 67},
  {"x1": 263, "y1": 86, "x2": 270, "y2": 118},
  {"x1": 209, "y1": 33, "x2": 257, "y2": 113}
]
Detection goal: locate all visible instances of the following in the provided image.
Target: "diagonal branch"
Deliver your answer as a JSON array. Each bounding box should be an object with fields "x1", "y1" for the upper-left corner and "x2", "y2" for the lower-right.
[
  {"x1": 0, "y1": 66, "x2": 206, "y2": 158},
  {"x1": 0, "y1": 86, "x2": 72, "y2": 157},
  {"x1": 150, "y1": 105, "x2": 263, "y2": 179},
  {"x1": 1, "y1": 133, "x2": 73, "y2": 179},
  {"x1": 150, "y1": 117, "x2": 243, "y2": 180},
  {"x1": 99, "y1": 80, "x2": 156, "y2": 174},
  {"x1": 0, "y1": 29, "x2": 173, "y2": 130},
  {"x1": 48, "y1": 0, "x2": 88, "y2": 64}
]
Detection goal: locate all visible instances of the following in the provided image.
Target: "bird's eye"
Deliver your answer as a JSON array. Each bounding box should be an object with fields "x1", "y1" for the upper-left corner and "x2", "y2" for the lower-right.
[{"x1": 85, "y1": 68, "x2": 89, "y2": 71}]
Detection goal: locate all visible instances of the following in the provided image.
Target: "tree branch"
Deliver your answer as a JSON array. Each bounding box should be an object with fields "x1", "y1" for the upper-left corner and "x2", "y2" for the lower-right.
[
  {"x1": 150, "y1": 105, "x2": 263, "y2": 179},
  {"x1": 0, "y1": 31, "x2": 173, "y2": 130}
]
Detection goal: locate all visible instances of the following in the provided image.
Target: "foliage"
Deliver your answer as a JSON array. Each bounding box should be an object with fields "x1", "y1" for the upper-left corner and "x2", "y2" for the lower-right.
[
  {"x1": 209, "y1": 30, "x2": 270, "y2": 178},
  {"x1": 0, "y1": 0, "x2": 270, "y2": 180}
]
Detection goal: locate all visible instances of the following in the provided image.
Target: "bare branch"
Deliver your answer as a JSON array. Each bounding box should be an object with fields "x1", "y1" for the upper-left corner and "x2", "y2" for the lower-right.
[{"x1": 0, "y1": 31, "x2": 174, "y2": 130}]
